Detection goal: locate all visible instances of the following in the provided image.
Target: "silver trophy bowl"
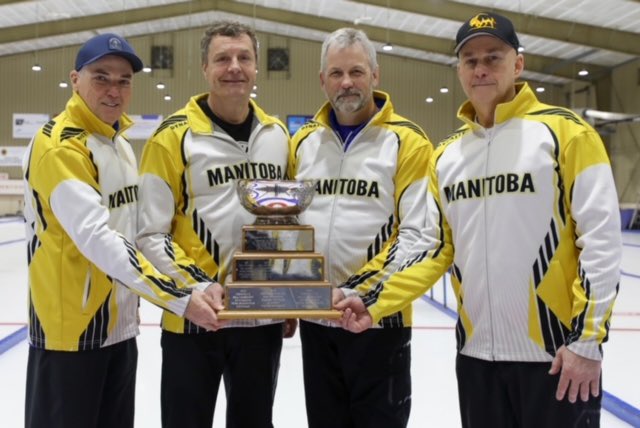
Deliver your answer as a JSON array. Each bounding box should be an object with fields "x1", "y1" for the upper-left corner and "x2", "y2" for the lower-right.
[{"x1": 236, "y1": 179, "x2": 317, "y2": 224}]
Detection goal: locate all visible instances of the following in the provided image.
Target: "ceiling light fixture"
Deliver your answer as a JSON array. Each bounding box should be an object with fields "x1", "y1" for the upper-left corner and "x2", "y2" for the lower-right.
[
  {"x1": 32, "y1": 2, "x2": 41, "y2": 72},
  {"x1": 440, "y1": 87, "x2": 449, "y2": 94},
  {"x1": 382, "y1": 0, "x2": 393, "y2": 52},
  {"x1": 163, "y1": 94, "x2": 172, "y2": 101},
  {"x1": 535, "y1": 86, "x2": 545, "y2": 93},
  {"x1": 156, "y1": 82, "x2": 166, "y2": 90},
  {"x1": 425, "y1": 97, "x2": 434, "y2": 103},
  {"x1": 142, "y1": 66, "x2": 152, "y2": 73},
  {"x1": 578, "y1": 69, "x2": 589, "y2": 77},
  {"x1": 58, "y1": 81, "x2": 68, "y2": 88},
  {"x1": 353, "y1": 16, "x2": 372, "y2": 25}
]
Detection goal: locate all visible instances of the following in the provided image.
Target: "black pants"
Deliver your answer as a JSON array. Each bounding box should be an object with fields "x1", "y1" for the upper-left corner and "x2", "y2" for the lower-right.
[
  {"x1": 25, "y1": 338, "x2": 138, "y2": 428},
  {"x1": 456, "y1": 353, "x2": 602, "y2": 428},
  {"x1": 160, "y1": 324, "x2": 283, "y2": 428},
  {"x1": 299, "y1": 320, "x2": 412, "y2": 428}
]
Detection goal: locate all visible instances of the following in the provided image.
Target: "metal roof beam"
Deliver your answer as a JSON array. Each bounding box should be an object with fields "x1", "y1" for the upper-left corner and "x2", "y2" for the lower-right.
[
  {"x1": 352, "y1": 0, "x2": 640, "y2": 57},
  {"x1": 0, "y1": 0, "x2": 608, "y2": 80}
]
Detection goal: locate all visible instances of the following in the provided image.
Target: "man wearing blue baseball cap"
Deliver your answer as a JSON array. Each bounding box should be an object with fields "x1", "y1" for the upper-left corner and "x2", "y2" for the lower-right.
[
  {"x1": 70, "y1": 33, "x2": 142, "y2": 126},
  {"x1": 22, "y1": 33, "x2": 226, "y2": 428},
  {"x1": 336, "y1": 11, "x2": 621, "y2": 428},
  {"x1": 74, "y1": 33, "x2": 144, "y2": 73}
]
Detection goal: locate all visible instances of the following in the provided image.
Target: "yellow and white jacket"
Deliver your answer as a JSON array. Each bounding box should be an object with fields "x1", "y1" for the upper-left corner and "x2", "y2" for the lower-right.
[
  {"x1": 364, "y1": 83, "x2": 621, "y2": 361},
  {"x1": 23, "y1": 92, "x2": 199, "y2": 351},
  {"x1": 290, "y1": 90, "x2": 433, "y2": 328},
  {"x1": 137, "y1": 94, "x2": 289, "y2": 333}
]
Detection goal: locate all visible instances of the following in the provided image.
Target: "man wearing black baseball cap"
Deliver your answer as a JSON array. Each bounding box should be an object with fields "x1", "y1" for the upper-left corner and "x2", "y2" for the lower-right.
[
  {"x1": 23, "y1": 32, "x2": 225, "y2": 428},
  {"x1": 336, "y1": 11, "x2": 621, "y2": 428},
  {"x1": 454, "y1": 11, "x2": 520, "y2": 55},
  {"x1": 454, "y1": 11, "x2": 523, "y2": 129}
]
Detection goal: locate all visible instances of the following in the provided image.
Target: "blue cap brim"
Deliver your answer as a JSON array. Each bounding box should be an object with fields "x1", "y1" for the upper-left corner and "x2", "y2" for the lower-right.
[{"x1": 77, "y1": 51, "x2": 143, "y2": 73}]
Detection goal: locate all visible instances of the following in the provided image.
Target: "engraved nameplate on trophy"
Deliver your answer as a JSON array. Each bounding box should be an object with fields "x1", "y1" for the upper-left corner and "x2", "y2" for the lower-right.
[
  {"x1": 218, "y1": 179, "x2": 340, "y2": 320},
  {"x1": 226, "y1": 281, "x2": 331, "y2": 311},
  {"x1": 233, "y1": 253, "x2": 324, "y2": 281},
  {"x1": 242, "y1": 225, "x2": 315, "y2": 253}
]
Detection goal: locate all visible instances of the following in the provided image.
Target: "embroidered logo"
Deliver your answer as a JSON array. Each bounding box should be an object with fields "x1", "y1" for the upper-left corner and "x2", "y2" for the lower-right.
[
  {"x1": 469, "y1": 13, "x2": 497, "y2": 31},
  {"x1": 108, "y1": 37, "x2": 123, "y2": 51}
]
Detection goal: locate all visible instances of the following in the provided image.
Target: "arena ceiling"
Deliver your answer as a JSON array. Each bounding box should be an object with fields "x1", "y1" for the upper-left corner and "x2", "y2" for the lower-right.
[{"x1": 0, "y1": 0, "x2": 639, "y2": 86}]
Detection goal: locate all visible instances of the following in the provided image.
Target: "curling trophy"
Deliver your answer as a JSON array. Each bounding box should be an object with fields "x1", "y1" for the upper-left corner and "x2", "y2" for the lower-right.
[{"x1": 218, "y1": 179, "x2": 340, "y2": 319}]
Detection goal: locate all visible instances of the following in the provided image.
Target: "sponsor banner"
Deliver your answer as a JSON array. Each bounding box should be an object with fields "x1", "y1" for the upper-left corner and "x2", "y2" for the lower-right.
[
  {"x1": 0, "y1": 179, "x2": 23, "y2": 195},
  {"x1": 0, "y1": 146, "x2": 28, "y2": 167},
  {"x1": 12, "y1": 113, "x2": 50, "y2": 139}
]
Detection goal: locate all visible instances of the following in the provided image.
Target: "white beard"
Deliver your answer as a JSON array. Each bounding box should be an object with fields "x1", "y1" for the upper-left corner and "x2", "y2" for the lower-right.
[{"x1": 333, "y1": 92, "x2": 365, "y2": 113}]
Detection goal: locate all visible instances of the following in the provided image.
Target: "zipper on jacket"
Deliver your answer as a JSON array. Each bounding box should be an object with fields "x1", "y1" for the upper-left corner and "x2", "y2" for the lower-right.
[
  {"x1": 325, "y1": 128, "x2": 348, "y2": 283},
  {"x1": 483, "y1": 126, "x2": 497, "y2": 360},
  {"x1": 244, "y1": 122, "x2": 263, "y2": 156}
]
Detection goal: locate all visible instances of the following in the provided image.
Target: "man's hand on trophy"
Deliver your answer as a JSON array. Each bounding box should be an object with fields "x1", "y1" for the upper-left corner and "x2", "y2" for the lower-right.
[
  {"x1": 184, "y1": 283, "x2": 228, "y2": 331},
  {"x1": 204, "y1": 282, "x2": 226, "y2": 311},
  {"x1": 333, "y1": 296, "x2": 373, "y2": 333},
  {"x1": 328, "y1": 288, "x2": 347, "y2": 327},
  {"x1": 331, "y1": 286, "x2": 361, "y2": 305},
  {"x1": 332, "y1": 287, "x2": 346, "y2": 304}
]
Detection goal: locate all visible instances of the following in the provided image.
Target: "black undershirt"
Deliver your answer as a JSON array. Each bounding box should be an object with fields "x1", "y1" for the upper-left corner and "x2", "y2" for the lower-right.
[{"x1": 197, "y1": 97, "x2": 253, "y2": 146}]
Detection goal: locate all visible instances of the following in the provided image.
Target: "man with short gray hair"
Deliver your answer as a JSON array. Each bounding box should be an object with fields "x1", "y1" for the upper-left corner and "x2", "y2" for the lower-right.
[{"x1": 290, "y1": 27, "x2": 433, "y2": 428}]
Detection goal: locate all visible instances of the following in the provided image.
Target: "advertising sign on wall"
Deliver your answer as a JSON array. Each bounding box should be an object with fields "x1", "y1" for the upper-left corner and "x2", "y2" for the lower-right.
[{"x1": 12, "y1": 113, "x2": 50, "y2": 139}]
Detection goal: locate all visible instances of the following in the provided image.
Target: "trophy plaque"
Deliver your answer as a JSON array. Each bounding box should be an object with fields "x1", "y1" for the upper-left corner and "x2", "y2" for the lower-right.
[{"x1": 218, "y1": 179, "x2": 341, "y2": 320}]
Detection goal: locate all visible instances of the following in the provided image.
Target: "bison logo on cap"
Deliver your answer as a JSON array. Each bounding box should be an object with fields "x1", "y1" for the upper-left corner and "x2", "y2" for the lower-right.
[{"x1": 469, "y1": 14, "x2": 496, "y2": 30}]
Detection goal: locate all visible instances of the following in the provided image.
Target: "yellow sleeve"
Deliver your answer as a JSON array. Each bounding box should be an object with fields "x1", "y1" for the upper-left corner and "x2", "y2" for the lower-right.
[
  {"x1": 341, "y1": 125, "x2": 433, "y2": 295},
  {"x1": 365, "y1": 150, "x2": 454, "y2": 324}
]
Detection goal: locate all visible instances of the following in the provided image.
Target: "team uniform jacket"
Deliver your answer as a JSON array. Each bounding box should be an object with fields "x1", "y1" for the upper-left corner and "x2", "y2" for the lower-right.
[
  {"x1": 22, "y1": 91, "x2": 198, "y2": 352},
  {"x1": 363, "y1": 83, "x2": 621, "y2": 361},
  {"x1": 290, "y1": 90, "x2": 432, "y2": 328},
  {"x1": 137, "y1": 93, "x2": 289, "y2": 333}
]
